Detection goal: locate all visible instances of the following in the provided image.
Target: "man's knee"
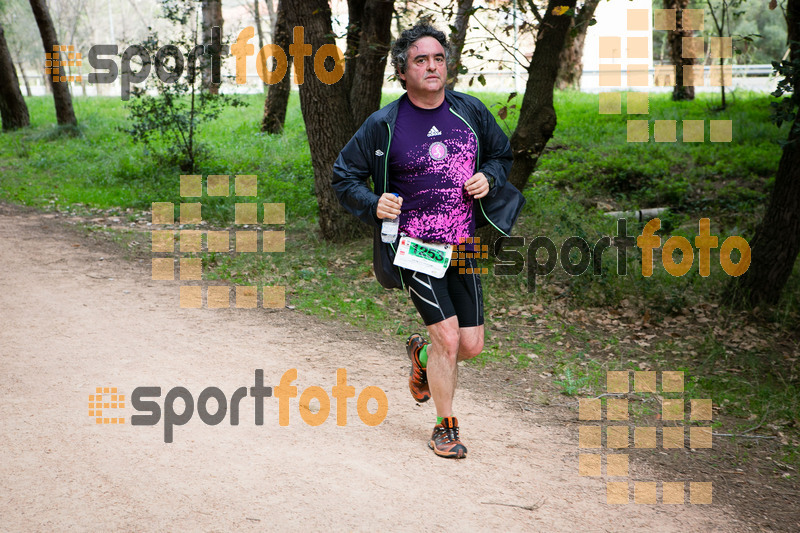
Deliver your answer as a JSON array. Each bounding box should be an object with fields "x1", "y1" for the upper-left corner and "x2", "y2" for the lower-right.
[
  {"x1": 458, "y1": 335, "x2": 483, "y2": 360},
  {"x1": 431, "y1": 325, "x2": 460, "y2": 362}
]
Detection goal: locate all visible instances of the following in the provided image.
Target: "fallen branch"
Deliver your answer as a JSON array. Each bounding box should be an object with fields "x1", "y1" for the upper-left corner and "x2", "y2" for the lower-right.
[
  {"x1": 480, "y1": 498, "x2": 545, "y2": 512},
  {"x1": 714, "y1": 432, "x2": 774, "y2": 439},
  {"x1": 742, "y1": 406, "x2": 769, "y2": 434}
]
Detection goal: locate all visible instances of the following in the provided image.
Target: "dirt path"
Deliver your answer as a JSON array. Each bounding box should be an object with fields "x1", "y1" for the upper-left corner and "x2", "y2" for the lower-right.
[{"x1": 0, "y1": 205, "x2": 745, "y2": 531}]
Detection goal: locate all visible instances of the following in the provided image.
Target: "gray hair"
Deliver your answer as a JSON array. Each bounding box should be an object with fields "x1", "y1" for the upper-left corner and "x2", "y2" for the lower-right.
[{"x1": 390, "y1": 22, "x2": 450, "y2": 89}]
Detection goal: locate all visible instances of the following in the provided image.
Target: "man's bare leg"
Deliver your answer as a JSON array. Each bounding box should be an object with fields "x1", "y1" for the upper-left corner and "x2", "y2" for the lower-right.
[{"x1": 425, "y1": 317, "x2": 484, "y2": 418}]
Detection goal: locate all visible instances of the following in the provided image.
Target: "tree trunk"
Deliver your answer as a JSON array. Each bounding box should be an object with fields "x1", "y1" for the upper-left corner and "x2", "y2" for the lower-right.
[
  {"x1": 201, "y1": 0, "x2": 223, "y2": 94},
  {"x1": 284, "y1": 0, "x2": 364, "y2": 242},
  {"x1": 446, "y1": 0, "x2": 474, "y2": 90},
  {"x1": 344, "y1": 0, "x2": 366, "y2": 92},
  {"x1": 665, "y1": 0, "x2": 695, "y2": 101},
  {"x1": 556, "y1": 0, "x2": 601, "y2": 90},
  {"x1": 723, "y1": 1, "x2": 800, "y2": 307},
  {"x1": 507, "y1": 0, "x2": 577, "y2": 192},
  {"x1": 348, "y1": 0, "x2": 394, "y2": 126},
  {"x1": 0, "y1": 23, "x2": 30, "y2": 131},
  {"x1": 29, "y1": 0, "x2": 77, "y2": 126},
  {"x1": 261, "y1": 0, "x2": 292, "y2": 134}
]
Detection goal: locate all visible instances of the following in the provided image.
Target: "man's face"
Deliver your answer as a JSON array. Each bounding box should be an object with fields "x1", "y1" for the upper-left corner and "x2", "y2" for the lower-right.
[{"x1": 399, "y1": 36, "x2": 446, "y2": 96}]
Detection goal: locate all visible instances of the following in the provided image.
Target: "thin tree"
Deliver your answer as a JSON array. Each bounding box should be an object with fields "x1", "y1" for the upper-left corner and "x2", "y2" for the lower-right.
[
  {"x1": 723, "y1": 0, "x2": 800, "y2": 306},
  {"x1": 261, "y1": 0, "x2": 292, "y2": 133},
  {"x1": 507, "y1": 0, "x2": 579, "y2": 192},
  {"x1": 556, "y1": 0, "x2": 601, "y2": 89},
  {"x1": 28, "y1": 0, "x2": 77, "y2": 126},
  {"x1": 446, "y1": 0, "x2": 474, "y2": 90},
  {"x1": 201, "y1": 0, "x2": 223, "y2": 94},
  {"x1": 348, "y1": 0, "x2": 393, "y2": 126},
  {"x1": 344, "y1": 0, "x2": 366, "y2": 91},
  {"x1": 665, "y1": 0, "x2": 695, "y2": 101},
  {"x1": 0, "y1": 21, "x2": 29, "y2": 130}
]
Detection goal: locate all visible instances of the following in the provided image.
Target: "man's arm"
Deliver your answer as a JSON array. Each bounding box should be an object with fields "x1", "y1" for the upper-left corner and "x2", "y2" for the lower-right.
[{"x1": 332, "y1": 122, "x2": 382, "y2": 228}]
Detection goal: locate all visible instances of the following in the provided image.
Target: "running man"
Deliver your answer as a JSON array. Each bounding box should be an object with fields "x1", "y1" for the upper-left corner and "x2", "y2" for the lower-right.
[{"x1": 333, "y1": 22, "x2": 524, "y2": 458}]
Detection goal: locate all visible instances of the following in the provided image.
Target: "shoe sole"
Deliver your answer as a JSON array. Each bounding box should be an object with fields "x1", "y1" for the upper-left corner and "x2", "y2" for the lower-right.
[{"x1": 428, "y1": 440, "x2": 467, "y2": 459}]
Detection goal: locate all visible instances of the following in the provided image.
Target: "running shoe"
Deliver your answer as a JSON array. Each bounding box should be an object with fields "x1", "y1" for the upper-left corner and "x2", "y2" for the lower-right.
[
  {"x1": 428, "y1": 416, "x2": 467, "y2": 459},
  {"x1": 406, "y1": 333, "x2": 430, "y2": 403}
]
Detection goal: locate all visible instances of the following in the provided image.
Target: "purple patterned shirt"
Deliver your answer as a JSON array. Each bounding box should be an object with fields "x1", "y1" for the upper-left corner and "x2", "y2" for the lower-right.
[{"x1": 388, "y1": 97, "x2": 477, "y2": 245}]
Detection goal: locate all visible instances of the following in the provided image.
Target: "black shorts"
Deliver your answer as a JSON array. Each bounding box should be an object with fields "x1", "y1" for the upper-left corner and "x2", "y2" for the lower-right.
[{"x1": 399, "y1": 257, "x2": 484, "y2": 327}]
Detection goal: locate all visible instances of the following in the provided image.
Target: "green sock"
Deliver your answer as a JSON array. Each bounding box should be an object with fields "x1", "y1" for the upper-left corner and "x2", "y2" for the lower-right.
[
  {"x1": 419, "y1": 344, "x2": 428, "y2": 368},
  {"x1": 437, "y1": 416, "x2": 444, "y2": 425}
]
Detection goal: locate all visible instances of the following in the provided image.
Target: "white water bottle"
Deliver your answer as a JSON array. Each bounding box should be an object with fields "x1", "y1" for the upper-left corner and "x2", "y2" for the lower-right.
[{"x1": 381, "y1": 193, "x2": 400, "y2": 243}]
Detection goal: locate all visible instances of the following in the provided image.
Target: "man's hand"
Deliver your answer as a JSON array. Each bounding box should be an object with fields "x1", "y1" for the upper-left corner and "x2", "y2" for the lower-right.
[
  {"x1": 376, "y1": 193, "x2": 403, "y2": 220},
  {"x1": 464, "y1": 172, "x2": 490, "y2": 199}
]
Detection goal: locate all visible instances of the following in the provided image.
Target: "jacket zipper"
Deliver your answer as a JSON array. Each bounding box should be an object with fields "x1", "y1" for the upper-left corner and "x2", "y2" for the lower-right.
[{"x1": 448, "y1": 108, "x2": 508, "y2": 237}]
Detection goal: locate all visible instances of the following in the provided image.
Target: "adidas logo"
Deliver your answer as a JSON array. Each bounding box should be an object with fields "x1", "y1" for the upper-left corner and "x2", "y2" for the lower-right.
[
  {"x1": 427, "y1": 126, "x2": 442, "y2": 137},
  {"x1": 375, "y1": 149, "x2": 384, "y2": 156}
]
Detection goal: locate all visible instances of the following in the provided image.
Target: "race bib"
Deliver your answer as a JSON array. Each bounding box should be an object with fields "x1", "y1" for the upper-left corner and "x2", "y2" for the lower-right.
[{"x1": 393, "y1": 236, "x2": 452, "y2": 278}]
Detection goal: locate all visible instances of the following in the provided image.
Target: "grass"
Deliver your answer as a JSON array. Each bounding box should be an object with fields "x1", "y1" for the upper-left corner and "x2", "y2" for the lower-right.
[{"x1": 2, "y1": 88, "x2": 798, "y2": 466}]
